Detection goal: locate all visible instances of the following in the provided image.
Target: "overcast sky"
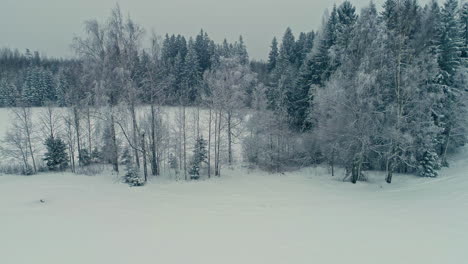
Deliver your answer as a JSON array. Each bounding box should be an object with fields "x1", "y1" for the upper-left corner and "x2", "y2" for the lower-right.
[{"x1": 1, "y1": 0, "x2": 432, "y2": 60}]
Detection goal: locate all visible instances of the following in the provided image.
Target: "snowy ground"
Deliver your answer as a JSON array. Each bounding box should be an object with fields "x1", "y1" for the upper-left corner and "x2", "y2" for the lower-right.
[{"x1": 1, "y1": 148, "x2": 467, "y2": 264}]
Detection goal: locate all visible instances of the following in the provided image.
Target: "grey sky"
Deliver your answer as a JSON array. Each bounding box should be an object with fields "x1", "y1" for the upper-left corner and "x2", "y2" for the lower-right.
[{"x1": 1, "y1": 0, "x2": 430, "y2": 60}]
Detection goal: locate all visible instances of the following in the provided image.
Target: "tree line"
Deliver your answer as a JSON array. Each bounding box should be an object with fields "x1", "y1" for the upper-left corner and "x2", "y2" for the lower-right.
[
  {"x1": 249, "y1": 0, "x2": 468, "y2": 182},
  {"x1": 0, "y1": 0, "x2": 467, "y2": 185}
]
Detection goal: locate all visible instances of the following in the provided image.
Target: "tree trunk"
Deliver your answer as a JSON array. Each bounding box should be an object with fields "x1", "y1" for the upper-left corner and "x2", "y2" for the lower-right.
[
  {"x1": 214, "y1": 110, "x2": 218, "y2": 176},
  {"x1": 141, "y1": 132, "x2": 148, "y2": 182},
  {"x1": 73, "y1": 106, "x2": 82, "y2": 167},
  {"x1": 87, "y1": 107, "x2": 92, "y2": 153},
  {"x1": 331, "y1": 148, "x2": 335, "y2": 177},
  {"x1": 22, "y1": 108, "x2": 36, "y2": 173},
  {"x1": 386, "y1": 158, "x2": 393, "y2": 184},
  {"x1": 197, "y1": 106, "x2": 200, "y2": 140},
  {"x1": 179, "y1": 108, "x2": 183, "y2": 173},
  {"x1": 183, "y1": 105, "x2": 187, "y2": 180},
  {"x1": 130, "y1": 102, "x2": 140, "y2": 169},
  {"x1": 216, "y1": 110, "x2": 222, "y2": 176},
  {"x1": 227, "y1": 111, "x2": 232, "y2": 165},
  {"x1": 208, "y1": 107, "x2": 212, "y2": 178},
  {"x1": 442, "y1": 128, "x2": 451, "y2": 167},
  {"x1": 110, "y1": 113, "x2": 119, "y2": 173},
  {"x1": 150, "y1": 104, "x2": 158, "y2": 176},
  {"x1": 69, "y1": 144, "x2": 75, "y2": 173}
]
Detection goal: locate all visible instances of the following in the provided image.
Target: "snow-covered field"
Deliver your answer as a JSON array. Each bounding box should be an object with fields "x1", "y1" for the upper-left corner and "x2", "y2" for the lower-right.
[
  {"x1": 1, "y1": 147, "x2": 467, "y2": 264},
  {"x1": 1, "y1": 107, "x2": 467, "y2": 263}
]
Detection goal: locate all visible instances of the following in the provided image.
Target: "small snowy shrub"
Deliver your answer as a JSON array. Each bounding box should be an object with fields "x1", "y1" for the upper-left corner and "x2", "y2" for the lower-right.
[
  {"x1": 122, "y1": 147, "x2": 145, "y2": 186},
  {"x1": 189, "y1": 137, "x2": 207, "y2": 180},
  {"x1": 124, "y1": 168, "x2": 145, "y2": 186},
  {"x1": 419, "y1": 151, "x2": 441, "y2": 178}
]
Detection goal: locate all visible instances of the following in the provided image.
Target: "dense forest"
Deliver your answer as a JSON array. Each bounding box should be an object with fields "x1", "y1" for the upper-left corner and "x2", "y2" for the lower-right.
[{"x1": 0, "y1": 0, "x2": 467, "y2": 185}]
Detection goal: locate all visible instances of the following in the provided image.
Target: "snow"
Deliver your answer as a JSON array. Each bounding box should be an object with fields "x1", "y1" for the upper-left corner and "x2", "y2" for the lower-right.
[
  {"x1": 1, "y1": 148, "x2": 468, "y2": 264},
  {"x1": 1, "y1": 107, "x2": 467, "y2": 264},
  {"x1": 0, "y1": 106, "x2": 244, "y2": 168}
]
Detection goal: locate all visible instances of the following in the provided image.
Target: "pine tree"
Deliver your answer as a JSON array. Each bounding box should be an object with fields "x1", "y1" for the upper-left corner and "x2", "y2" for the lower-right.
[
  {"x1": 122, "y1": 147, "x2": 144, "y2": 186},
  {"x1": 44, "y1": 136, "x2": 69, "y2": 171},
  {"x1": 194, "y1": 29, "x2": 214, "y2": 73},
  {"x1": 294, "y1": 32, "x2": 315, "y2": 67},
  {"x1": 183, "y1": 40, "x2": 202, "y2": 103},
  {"x1": 419, "y1": 150, "x2": 441, "y2": 177},
  {"x1": 332, "y1": 1, "x2": 358, "y2": 69},
  {"x1": 268, "y1": 28, "x2": 298, "y2": 114},
  {"x1": 267, "y1": 37, "x2": 279, "y2": 72},
  {"x1": 173, "y1": 52, "x2": 185, "y2": 101},
  {"x1": 235, "y1": 35, "x2": 249, "y2": 65},
  {"x1": 189, "y1": 136, "x2": 208, "y2": 180},
  {"x1": 0, "y1": 79, "x2": 17, "y2": 107},
  {"x1": 22, "y1": 67, "x2": 41, "y2": 106},
  {"x1": 325, "y1": 5, "x2": 339, "y2": 48},
  {"x1": 460, "y1": 2, "x2": 467, "y2": 61},
  {"x1": 278, "y1": 28, "x2": 296, "y2": 66},
  {"x1": 421, "y1": 0, "x2": 442, "y2": 56},
  {"x1": 438, "y1": 0, "x2": 463, "y2": 84},
  {"x1": 55, "y1": 69, "x2": 69, "y2": 107},
  {"x1": 41, "y1": 69, "x2": 56, "y2": 103},
  {"x1": 436, "y1": 0, "x2": 465, "y2": 165}
]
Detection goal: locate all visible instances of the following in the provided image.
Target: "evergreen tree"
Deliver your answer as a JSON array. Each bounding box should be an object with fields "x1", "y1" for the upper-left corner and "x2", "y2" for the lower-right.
[
  {"x1": 0, "y1": 79, "x2": 17, "y2": 107},
  {"x1": 44, "y1": 136, "x2": 69, "y2": 171},
  {"x1": 278, "y1": 28, "x2": 296, "y2": 66},
  {"x1": 382, "y1": 0, "x2": 399, "y2": 30},
  {"x1": 268, "y1": 28, "x2": 297, "y2": 112},
  {"x1": 435, "y1": 0, "x2": 466, "y2": 165},
  {"x1": 438, "y1": 0, "x2": 463, "y2": 84},
  {"x1": 22, "y1": 67, "x2": 41, "y2": 106},
  {"x1": 267, "y1": 37, "x2": 279, "y2": 72},
  {"x1": 183, "y1": 40, "x2": 202, "y2": 103},
  {"x1": 294, "y1": 32, "x2": 315, "y2": 67},
  {"x1": 295, "y1": 11, "x2": 340, "y2": 130},
  {"x1": 235, "y1": 35, "x2": 249, "y2": 65},
  {"x1": 122, "y1": 147, "x2": 144, "y2": 186},
  {"x1": 194, "y1": 29, "x2": 215, "y2": 73},
  {"x1": 461, "y1": 2, "x2": 468, "y2": 60},
  {"x1": 420, "y1": 0, "x2": 442, "y2": 56},
  {"x1": 189, "y1": 136, "x2": 208, "y2": 180},
  {"x1": 41, "y1": 69, "x2": 56, "y2": 103},
  {"x1": 419, "y1": 150, "x2": 441, "y2": 177},
  {"x1": 332, "y1": 1, "x2": 358, "y2": 69},
  {"x1": 173, "y1": 52, "x2": 185, "y2": 101},
  {"x1": 55, "y1": 69, "x2": 70, "y2": 107},
  {"x1": 325, "y1": 5, "x2": 339, "y2": 48}
]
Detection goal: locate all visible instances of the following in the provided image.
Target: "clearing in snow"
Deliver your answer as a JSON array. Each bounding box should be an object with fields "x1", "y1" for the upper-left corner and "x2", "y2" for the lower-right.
[{"x1": 1, "y1": 148, "x2": 467, "y2": 264}]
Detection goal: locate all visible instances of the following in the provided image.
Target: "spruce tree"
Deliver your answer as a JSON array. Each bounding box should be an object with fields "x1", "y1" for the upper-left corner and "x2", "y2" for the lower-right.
[
  {"x1": 235, "y1": 35, "x2": 249, "y2": 65},
  {"x1": 189, "y1": 136, "x2": 208, "y2": 180},
  {"x1": 460, "y1": 2, "x2": 467, "y2": 61},
  {"x1": 278, "y1": 27, "x2": 296, "y2": 66},
  {"x1": 0, "y1": 79, "x2": 17, "y2": 107},
  {"x1": 267, "y1": 37, "x2": 279, "y2": 72},
  {"x1": 419, "y1": 150, "x2": 441, "y2": 177},
  {"x1": 333, "y1": 1, "x2": 358, "y2": 69},
  {"x1": 55, "y1": 69, "x2": 69, "y2": 107},
  {"x1": 122, "y1": 147, "x2": 144, "y2": 186},
  {"x1": 44, "y1": 136, "x2": 69, "y2": 171},
  {"x1": 436, "y1": 0, "x2": 465, "y2": 165},
  {"x1": 438, "y1": 0, "x2": 463, "y2": 84},
  {"x1": 183, "y1": 40, "x2": 202, "y2": 103}
]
